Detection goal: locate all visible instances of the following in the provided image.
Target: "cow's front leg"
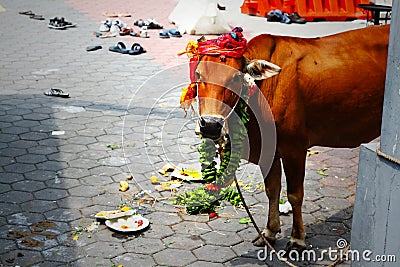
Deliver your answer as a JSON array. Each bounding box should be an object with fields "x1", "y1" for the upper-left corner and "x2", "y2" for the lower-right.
[
  {"x1": 253, "y1": 156, "x2": 282, "y2": 247},
  {"x1": 281, "y1": 149, "x2": 307, "y2": 251}
]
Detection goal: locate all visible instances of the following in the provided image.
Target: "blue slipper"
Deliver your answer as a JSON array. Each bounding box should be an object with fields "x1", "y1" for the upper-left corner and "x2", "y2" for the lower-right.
[
  {"x1": 109, "y1": 42, "x2": 130, "y2": 54},
  {"x1": 159, "y1": 30, "x2": 170, "y2": 38},
  {"x1": 168, "y1": 29, "x2": 182, "y2": 37}
]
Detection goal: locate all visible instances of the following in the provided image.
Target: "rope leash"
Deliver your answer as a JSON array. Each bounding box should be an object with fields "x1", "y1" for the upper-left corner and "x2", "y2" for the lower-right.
[
  {"x1": 376, "y1": 144, "x2": 400, "y2": 165},
  {"x1": 233, "y1": 175, "x2": 298, "y2": 267},
  {"x1": 233, "y1": 174, "x2": 351, "y2": 267}
]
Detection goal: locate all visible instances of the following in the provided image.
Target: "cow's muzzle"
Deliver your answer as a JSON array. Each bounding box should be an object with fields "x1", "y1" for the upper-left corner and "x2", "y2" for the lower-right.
[{"x1": 197, "y1": 115, "x2": 225, "y2": 140}]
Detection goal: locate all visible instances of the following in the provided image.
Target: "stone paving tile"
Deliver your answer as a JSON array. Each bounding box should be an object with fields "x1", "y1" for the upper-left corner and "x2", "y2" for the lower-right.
[
  {"x1": 83, "y1": 241, "x2": 126, "y2": 258},
  {"x1": 112, "y1": 253, "x2": 155, "y2": 267},
  {"x1": 162, "y1": 233, "x2": 204, "y2": 250},
  {"x1": 201, "y1": 231, "x2": 243, "y2": 247},
  {"x1": 44, "y1": 208, "x2": 82, "y2": 222},
  {"x1": 71, "y1": 256, "x2": 112, "y2": 267},
  {"x1": 145, "y1": 211, "x2": 183, "y2": 226},
  {"x1": 153, "y1": 248, "x2": 197, "y2": 266},
  {"x1": 20, "y1": 200, "x2": 58, "y2": 213},
  {"x1": 124, "y1": 236, "x2": 165, "y2": 255},
  {"x1": 187, "y1": 261, "x2": 224, "y2": 267},
  {"x1": 171, "y1": 221, "x2": 213, "y2": 236},
  {"x1": 193, "y1": 244, "x2": 237, "y2": 263},
  {"x1": 141, "y1": 223, "x2": 175, "y2": 240},
  {"x1": 0, "y1": 249, "x2": 44, "y2": 266},
  {"x1": 42, "y1": 246, "x2": 82, "y2": 263}
]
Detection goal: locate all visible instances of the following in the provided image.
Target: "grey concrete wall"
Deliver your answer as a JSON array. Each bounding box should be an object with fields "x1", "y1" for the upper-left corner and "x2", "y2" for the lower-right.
[{"x1": 351, "y1": 143, "x2": 400, "y2": 267}]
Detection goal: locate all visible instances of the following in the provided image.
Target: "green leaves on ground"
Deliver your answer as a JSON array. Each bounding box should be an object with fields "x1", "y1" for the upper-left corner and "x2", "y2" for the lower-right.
[
  {"x1": 239, "y1": 218, "x2": 251, "y2": 224},
  {"x1": 317, "y1": 167, "x2": 329, "y2": 177},
  {"x1": 172, "y1": 186, "x2": 242, "y2": 215},
  {"x1": 106, "y1": 144, "x2": 120, "y2": 150}
]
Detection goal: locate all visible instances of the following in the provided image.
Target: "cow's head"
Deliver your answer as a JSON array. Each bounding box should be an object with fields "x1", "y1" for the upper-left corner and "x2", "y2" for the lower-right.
[
  {"x1": 180, "y1": 28, "x2": 281, "y2": 140},
  {"x1": 194, "y1": 50, "x2": 281, "y2": 140}
]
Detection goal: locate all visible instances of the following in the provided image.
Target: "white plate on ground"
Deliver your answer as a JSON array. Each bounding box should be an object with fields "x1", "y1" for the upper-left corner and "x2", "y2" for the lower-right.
[
  {"x1": 105, "y1": 215, "x2": 149, "y2": 232},
  {"x1": 95, "y1": 209, "x2": 136, "y2": 220}
]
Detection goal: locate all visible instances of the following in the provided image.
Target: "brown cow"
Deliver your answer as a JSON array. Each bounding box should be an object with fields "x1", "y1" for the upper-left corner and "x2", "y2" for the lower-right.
[{"x1": 194, "y1": 25, "x2": 390, "y2": 251}]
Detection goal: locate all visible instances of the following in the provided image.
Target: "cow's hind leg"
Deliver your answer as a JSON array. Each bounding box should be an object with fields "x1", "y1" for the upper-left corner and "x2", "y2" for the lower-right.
[
  {"x1": 281, "y1": 149, "x2": 307, "y2": 252},
  {"x1": 253, "y1": 157, "x2": 282, "y2": 246}
]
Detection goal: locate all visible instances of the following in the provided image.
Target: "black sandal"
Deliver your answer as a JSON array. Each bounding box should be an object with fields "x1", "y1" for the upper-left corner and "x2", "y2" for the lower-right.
[{"x1": 19, "y1": 10, "x2": 34, "y2": 15}]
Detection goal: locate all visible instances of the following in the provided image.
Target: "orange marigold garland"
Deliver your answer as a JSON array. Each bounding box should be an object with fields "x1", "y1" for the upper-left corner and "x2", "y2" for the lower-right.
[{"x1": 178, "y1": 40, "x2": 199, "y2": 117}]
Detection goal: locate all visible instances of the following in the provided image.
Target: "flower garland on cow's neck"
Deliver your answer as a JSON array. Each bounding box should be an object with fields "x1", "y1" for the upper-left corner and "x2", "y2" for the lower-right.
[
  {"x1": 199, "y1": 91, "x2": 250, "y2": 188},
  {"x1": 174, "y1": 27, "x2": 251, "y2": 214}
]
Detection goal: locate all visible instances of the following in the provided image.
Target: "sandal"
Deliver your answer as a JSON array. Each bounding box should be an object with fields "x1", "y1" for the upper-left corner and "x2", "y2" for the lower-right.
[
  {"x1": 48, "y1": 17, "x2": 76, "y2": 29},
  {"x1": 159, "y1": 30, "x2": 170, "y2": 38},
  {"x1": 129, "y1": 43, "x2": 146, "y2": 55},
  {"x1": 86, "y1": 45, "x2": 102, "y2": 52},
  {"x1": 19, "y1": 10, "x2": 35, "y2": 16},
  {"x1": 139, "y1": 26, "x2": 149, "y2": 38},
  {"x1": 30, "y1": 14, "x2": 45, "y2": 20},
  {"x1": 103, "y1": 12, "x2": 132, "y2": 17},
  {"x1": 99, "y1": 19, "x2": 112, "y2": 32},
  {"x1": 109, "y1": 42, "x2": 130, "y2": 54},
  {"x1": 134, "y1": 18, "x2": 163, "y2": 29},
  {"x1": 169, "y1": 29, "x2": 182, "y2": 37},
  {"x1": 119, "y1": 27, "x2": 133, "y2": 36},
  {"x1": 44, "y1": 88, "x2": 70, "y2": 98},
  {"x1": 59, "y1": 17, "x2": 76, "y2": 28},
  {"x1": 99, "y1": 33, "x2": 117, "y2": 38}
]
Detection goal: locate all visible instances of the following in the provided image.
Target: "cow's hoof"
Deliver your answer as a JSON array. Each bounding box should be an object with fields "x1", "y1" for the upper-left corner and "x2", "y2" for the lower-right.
[
  {"x1": 284, "y1": 240, "x2": 307, "y2": 255},
  {"x1": 252, "y1": 234, "x2": 276, "y2": 247}
]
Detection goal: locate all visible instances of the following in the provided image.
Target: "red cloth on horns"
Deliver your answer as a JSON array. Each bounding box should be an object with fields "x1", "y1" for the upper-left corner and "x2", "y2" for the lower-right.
[{"x1": 198, "y1": 27, "x2": 247, "y2": 58}]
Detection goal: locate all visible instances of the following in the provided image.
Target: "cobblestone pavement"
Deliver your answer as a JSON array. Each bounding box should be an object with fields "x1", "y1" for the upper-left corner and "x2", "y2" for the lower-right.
[{"x1": 0, "y1": 0, "x2": 366, "y2": 266}]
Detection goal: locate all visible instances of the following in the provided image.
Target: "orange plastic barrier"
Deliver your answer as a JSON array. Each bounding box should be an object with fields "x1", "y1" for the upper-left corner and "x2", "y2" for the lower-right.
[{"x1": 241, "y1": 0, "x2": 371, "y2": 21}]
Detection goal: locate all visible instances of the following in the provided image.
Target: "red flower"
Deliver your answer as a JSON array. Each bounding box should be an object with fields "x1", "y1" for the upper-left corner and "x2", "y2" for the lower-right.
[
  {"x1": 209, "y1": 212, "x2": 218, "y2": 219},
  {"x1": 204, "y1": 183, "x2": 221, "y2": 192}
]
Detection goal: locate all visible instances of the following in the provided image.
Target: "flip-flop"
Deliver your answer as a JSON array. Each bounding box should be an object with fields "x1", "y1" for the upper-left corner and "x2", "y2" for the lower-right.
[
  {"x1": 159, "y1": 30, "x2": 170, "y2": 38},
  {"x1": 103, "y1": 12, "x2": 132, "y2": 17},
  {"x1": 109, "y1": 42, "x2": 130, "y2": 54},
  {"x1": 19, "y1": 10, "x2": 34, "y2": 16},
  {"x1": 119, "y1": 27, "x2": 133, "y2": 36},
  {"x1": 129, "y1": 43, "x2": 146, "y2": 55},
  {"x1": 99, "y1": 33, "x2": 117, "y2": 38},
  {"x1": 168, "y1": 29, "x2": 182, "y2": 37},
  {"x1": 103, "y1": 12, "x2": 119, "y2": 17},
  {"x1": 86, "y1": 45, "x2": 102, "y2": 52},
  {"x1": 120, "y1": 13, "x2": 132, "y2": 17},
  {"x1": 30, "y1": 14, "x2": 45, "y2": 20},
  {"x1": 44, "y1": 88, "x2": 70, "y2": 98},
  {"x1": 129, "y1": 31, "x2": 138, "y2": 37}
]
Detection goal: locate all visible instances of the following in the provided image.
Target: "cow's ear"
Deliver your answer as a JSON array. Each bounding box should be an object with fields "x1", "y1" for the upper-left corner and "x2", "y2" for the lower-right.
[{"x1": 245, "y1": 60, "x2": 281, "y2": 80}]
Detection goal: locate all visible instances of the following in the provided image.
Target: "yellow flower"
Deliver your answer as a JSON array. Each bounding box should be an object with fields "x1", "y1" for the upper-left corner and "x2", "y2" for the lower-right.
[
  {"x1": 119, "y1": 181, "x2": 129, "y2": 192},
  {"x1": 150, "y1": 176, "x2": 159, "y2": 184},
  {"x1": 120, "y1": 206, "x2": 131, "y2": 212}
]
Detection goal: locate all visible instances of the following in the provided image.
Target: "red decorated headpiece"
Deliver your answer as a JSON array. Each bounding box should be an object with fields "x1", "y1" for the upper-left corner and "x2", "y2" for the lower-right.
[{"x1": 197, "y1": 27, "x2": 247, "y2": 58}]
